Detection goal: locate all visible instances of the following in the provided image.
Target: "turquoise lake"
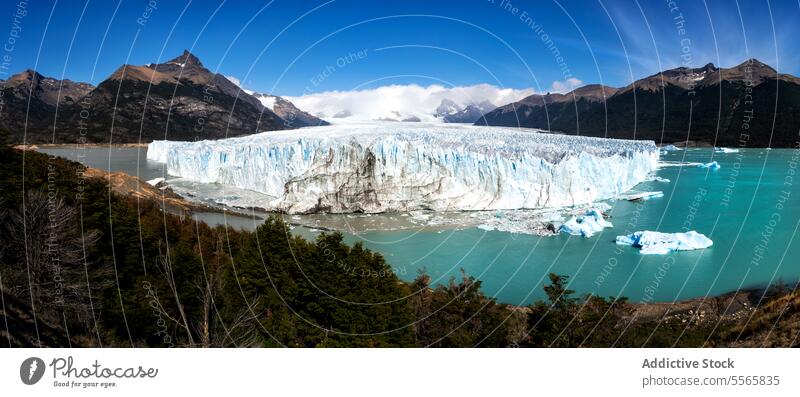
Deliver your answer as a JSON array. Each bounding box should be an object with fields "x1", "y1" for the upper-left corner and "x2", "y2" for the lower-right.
[{"x1": 41, "y1": 146, "x2": 800, "y2": 304}]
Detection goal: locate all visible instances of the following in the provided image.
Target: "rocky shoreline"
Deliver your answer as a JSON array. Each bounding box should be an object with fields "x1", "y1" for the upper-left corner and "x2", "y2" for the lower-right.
[
  {"x1": 14, "y1": 143, "x2": 149, "y2": 151},
  {"x1": 82, "y1": 166, "x2": 221, "y2": 217}
]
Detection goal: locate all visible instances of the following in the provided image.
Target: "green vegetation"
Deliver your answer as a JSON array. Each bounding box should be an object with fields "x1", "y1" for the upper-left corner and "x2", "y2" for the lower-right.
[{"x1": 1, "y1": 141, "x2": 798, "y2": 347}]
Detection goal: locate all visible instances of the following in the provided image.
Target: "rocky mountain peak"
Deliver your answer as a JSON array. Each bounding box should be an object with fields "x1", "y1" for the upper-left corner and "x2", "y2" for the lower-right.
[
  {"x1": 738, "y1": 58, "x2": 773, "y2": 71},
  {"x1": 7, "y1": 69, "x2": 44, "y2": 85},
  {"x1": 698, "y1": 62, "x2": 718, "y2": 73},
  {"x1": 435, "y1": 98, "x2": 460, "y2": 116},
  {"x1": 166, "y1": 49, "x2": 203, "y2": 68}
]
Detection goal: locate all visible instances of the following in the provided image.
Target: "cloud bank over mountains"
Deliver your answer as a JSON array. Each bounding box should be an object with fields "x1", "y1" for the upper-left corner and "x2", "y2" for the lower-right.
[{"x1": 283, "y1": 83, "x2": 536, "y2": 121}]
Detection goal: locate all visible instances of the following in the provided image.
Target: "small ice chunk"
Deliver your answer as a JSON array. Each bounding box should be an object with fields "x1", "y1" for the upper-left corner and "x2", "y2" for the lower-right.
[
  {"x1": 658, "y1": 161, "x2": 702, "y2": 168},
  {"x1": 146, "y1": 177, "x2": 165, "y2": 186},
  {"x1": 623, "y1": 191, "x2": 664, "y2": 201},
  {"x1": 662, "y1": 144, "x2": 681, "y2": 151},
  {"x1": 559, "y1": 209, "x2": 612, "y2": 238},
  {"x1": 593, "y1": 202, "x2": 612, "y2": 213},
  {"x1": 616, "y1": 230, "x2": 713, "y2": 254},
  {"x1": 698, "y1": 161, "x2": 720, "y2": 169},
  {"x1": 645, "y1": 175, "x2": 670, "y2": 183},
  {"x1": 714, "y1": 147, "x2": 739, "y2": 153}
]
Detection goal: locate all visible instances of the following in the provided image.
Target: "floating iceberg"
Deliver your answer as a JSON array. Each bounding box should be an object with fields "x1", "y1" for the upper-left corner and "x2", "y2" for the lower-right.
[
  {"x1": 616, "y1": 231, "x2": 713, "y2": 255},
  {"x1": 559, "y1": 209, "x2": 612, "y2": 238},
  {"x1": 623, "y1": 191, "x2": 664, "y2": 201},
  {"x1": 148, "y1": 123, "x2": 658, "y2": 213},
  {"x1": 714, "y1": 147, "x2": 739, "y2": 154},
  {"x1": 698, "y1": 161, "x2": 720, "y2": 169},
  {"x1": 658, "y1": 161, "x2": 701, "y2": 168},
  {"x1": 645, "y1": 175, "x2": 670, "y2": 183},
  {"x1": 659, "y1": 144, "x2": 682, "y2": 154}
]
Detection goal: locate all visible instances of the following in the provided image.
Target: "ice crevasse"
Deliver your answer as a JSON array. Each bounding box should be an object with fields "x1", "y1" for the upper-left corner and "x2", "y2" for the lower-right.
[{"x1": 147, "y1": 123, "x2": 659, "y2": 214}]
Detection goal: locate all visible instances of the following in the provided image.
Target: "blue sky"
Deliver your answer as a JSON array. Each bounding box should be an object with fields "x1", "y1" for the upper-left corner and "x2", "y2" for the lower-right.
[{"x1": 1, "y1": 0, "x2": 798, "y2": 96}]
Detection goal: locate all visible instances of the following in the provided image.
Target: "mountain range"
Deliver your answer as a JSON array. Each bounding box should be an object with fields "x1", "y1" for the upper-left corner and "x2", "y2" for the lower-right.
[
  {"x1": 478, "y1": 59, "x2": 800, "y2": 147},
  {"x1": 0, "y1": 50, "x2": 323, "y2": 143},
  {"x1": 434, "y1": 98, "x2": 497, "y2": 123},
  {"x1": 1, "y1": 54, "x2": 797, "y2": 147}
]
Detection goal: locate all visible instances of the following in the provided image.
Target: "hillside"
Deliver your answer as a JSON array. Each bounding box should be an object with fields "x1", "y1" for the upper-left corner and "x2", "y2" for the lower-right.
[
  {"x1": 479, "y1": 59, "x2": 800, "y2": 147},
  {"x1": 0, "y1": 51, "x2": 290, "y2": 143}
]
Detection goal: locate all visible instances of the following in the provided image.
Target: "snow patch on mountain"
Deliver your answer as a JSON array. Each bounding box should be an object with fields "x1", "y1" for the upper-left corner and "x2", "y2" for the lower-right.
[{"x1": 256, "y1": 95, "x2": 277, "y2": 111}]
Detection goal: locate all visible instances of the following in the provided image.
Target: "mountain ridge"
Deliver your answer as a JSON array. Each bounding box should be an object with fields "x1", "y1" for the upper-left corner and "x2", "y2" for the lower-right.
[
  {"x1": 0, "y1": 50, "x2": 320, "y2": 143},
  {"x1": 478, "y1": 58, "x2": 800, "y2": 147},
  {"x1": 250, "y1": 92, "x2": 329, "y2": 128}
]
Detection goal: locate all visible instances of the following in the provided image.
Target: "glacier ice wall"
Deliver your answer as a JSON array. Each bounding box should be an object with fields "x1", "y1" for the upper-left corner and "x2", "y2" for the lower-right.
[{"x1": 147, "y1": 123, "x2": 659, "y2": 214}]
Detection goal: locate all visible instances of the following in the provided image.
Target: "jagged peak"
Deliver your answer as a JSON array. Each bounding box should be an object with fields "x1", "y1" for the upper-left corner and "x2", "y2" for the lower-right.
[
  {"x1": 700, "y1": 62, "x2": 717, "y2": 70},
  {"x1": 165, "y1": 49, "x2": 203, "y2": 68},
  {"x1": 106, "y1": 64, "x2": 177, "y2": 84},
  {"x1": 731, "y1": 58, "x2": 775, "y2": 73}
]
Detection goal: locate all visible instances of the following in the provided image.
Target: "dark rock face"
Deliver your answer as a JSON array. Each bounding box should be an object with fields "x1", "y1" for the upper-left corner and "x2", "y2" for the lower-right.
[
  {"x1": 0, "y1": 70, "x2": 95, "y2": 139},
  {"x1": 250, "y1": 92, "x2": 329, "y2": 128},
  {"x1": 455, "y1": 101, "x2": 497, "y2": 124},
  {"x1": 2, "y1": 50, "x2": 286, "y2": 143},
  {"x1": 3, "y1": 69, "x2": 94, "y2": 106},
  {"x1": 478, "y1": 59, "x2": 800, "y2": 147}
]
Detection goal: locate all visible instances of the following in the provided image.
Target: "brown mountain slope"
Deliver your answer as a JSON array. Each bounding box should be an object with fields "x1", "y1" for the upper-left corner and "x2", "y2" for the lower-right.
[
  {"x1": 479, "y1": 59, "x2": 800, "y2": 147},
  {"x1": 2, "y1": 50, "x2": 287, "y2": 143}
]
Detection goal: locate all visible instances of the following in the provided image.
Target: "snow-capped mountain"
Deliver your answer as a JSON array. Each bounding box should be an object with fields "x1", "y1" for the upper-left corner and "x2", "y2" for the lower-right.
[
  {"x1": 434, "y1": 99, "x2": 460, "y2": 117},
  {"x1": 374, "y1": 111, "x2": 425, "y2": 122},
  {"x1": 434, "y1": 99, "x2": 496, "y2": 123},
  {"x1": 283, "y1": 84, "x2": 532, "y2": 125},
  {"x1": 316, "y1": 109, "x2": 436, "y2": 123},
  {"x1": 249, "y1": 92, "x2": 329, "y2": 128}
]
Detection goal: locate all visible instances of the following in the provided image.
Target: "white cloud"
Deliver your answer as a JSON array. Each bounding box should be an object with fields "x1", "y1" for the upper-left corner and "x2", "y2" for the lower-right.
[
  {"x1": 284, "y1": 84, "x2": 535, "y2": 121},
  {"x1": 550, "y1": 78, "x2": 583, "y2": 93}
]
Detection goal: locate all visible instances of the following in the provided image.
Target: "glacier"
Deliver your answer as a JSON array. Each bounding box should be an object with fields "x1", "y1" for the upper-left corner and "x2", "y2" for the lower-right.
[
  {"x1": 147, "y1": 122, "x2": 659, "y2": 214},
  {"x1": 616, "y1": 231, "x2": 713, "y2": 255}
]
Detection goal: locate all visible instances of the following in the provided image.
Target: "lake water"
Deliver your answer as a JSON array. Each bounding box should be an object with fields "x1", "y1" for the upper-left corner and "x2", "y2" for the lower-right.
[{"x1": 41, "y1": 145, "x2": 800, "y2": 304}]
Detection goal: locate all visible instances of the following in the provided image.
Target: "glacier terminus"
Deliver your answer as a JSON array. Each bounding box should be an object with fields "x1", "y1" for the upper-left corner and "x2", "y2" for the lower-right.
[{"x1": 147, "y1": 122, "x2": 659, "y2": 214}]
